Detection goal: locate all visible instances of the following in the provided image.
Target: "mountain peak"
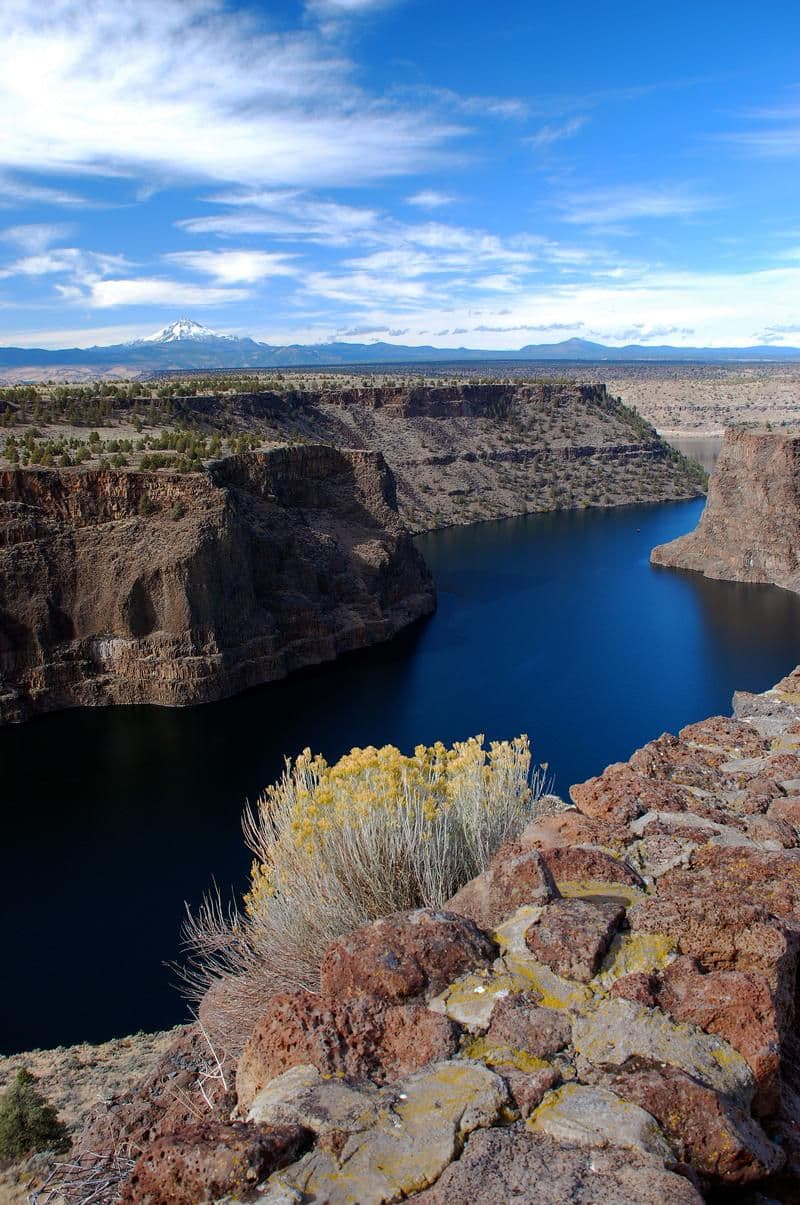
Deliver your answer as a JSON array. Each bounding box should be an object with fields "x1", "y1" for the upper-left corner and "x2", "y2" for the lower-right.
[{"x1": 137, "y1": 318, "x2": 236, "y2": 344}]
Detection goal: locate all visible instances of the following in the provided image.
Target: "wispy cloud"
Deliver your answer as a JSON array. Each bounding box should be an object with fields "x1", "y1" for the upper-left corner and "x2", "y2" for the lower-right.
[
  {"x1": 406, "y1": 190, "x2": 456, "y2": 210},
  {"x1": 0, "y1": 175, "x2": 86, "y2": 208},
  {"x1": 0, "y1": 0, "x2": 459, "y2": 187},
  {"x1": 527, "y1": 115, "x2": 588, "y2": 151},
  {"x1": 725, "y1": 101, "x2": 800, "y2": 157},
  {"x1": 558, "y1": 184, "x2": 715, "y2": 225}
]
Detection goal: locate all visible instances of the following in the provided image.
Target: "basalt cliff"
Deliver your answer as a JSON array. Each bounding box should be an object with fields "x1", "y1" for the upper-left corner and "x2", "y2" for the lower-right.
[
  {"x1": 18, "y1": 667, "x2": 800, "y2": 1203},
  {"x1": 652, "y1": 426, "x2": 800, "y2": 591},
  {"x1": 159, "y1": 381, "x2": 706, "y2": 531},
  {"x1": 0, "y1": 446, "x2": 434, "y2": 724}
]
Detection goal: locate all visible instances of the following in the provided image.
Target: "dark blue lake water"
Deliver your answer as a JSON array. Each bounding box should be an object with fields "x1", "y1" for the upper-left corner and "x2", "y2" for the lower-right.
[{"x1": 4, "y1": 497, "x2": 800, "y2": 1054}]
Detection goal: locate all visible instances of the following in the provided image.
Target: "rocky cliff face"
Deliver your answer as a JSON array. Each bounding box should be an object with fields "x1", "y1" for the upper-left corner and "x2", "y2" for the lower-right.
[
  {"x1": 158, "y1": 382, "x2": 706, "y2": 532},
  {"x1": 651, "y1": 427, "x2": 800, "y2": 590},
  {"x1": 0, "y1": 446, "x2": 434, "y2": 724},
  {"x1": 40, "y1": 666, "x2": 800, "y2": 1203}
]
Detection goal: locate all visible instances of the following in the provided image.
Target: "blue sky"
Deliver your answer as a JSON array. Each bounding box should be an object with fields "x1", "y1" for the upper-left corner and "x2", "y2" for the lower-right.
[{"x1": 1, "y1": 0, "x2": 799, "y2": 349}]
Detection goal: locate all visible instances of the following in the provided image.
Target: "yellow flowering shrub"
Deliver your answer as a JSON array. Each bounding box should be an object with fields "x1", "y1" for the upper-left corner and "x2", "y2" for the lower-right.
[{"x1": 184, "y1": 734, "x2": 547, "y2": 1053}]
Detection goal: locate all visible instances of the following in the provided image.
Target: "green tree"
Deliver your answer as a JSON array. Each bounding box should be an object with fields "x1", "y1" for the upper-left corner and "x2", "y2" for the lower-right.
[{"x1": 0, "y1": 1070, "x2": 69, "y2": 1164}]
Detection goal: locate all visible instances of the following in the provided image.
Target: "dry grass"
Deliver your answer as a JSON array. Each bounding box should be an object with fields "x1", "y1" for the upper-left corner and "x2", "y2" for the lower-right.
[{"x1": 181, "y1": 735, "x2": 547, "y2": 1052}]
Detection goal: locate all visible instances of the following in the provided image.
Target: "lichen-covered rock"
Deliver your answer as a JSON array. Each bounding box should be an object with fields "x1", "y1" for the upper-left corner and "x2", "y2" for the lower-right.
[
  {"x1": 660, "y1": 844, "x2": 800, "y2": 920},
  {"x1": 570, "y1": 762, "x2": 688, "y2": 824},
  {"x1": 486, "y1": 994, "x2": 572, "y2": 1058},
  {"x1": 537, "y1": 845, "x2": 644, "y2": 888},
  {"x1": 236, "y1": 993, "x2": 460, "y2": 1111},
  {"x1": 493, "y1": 906, "x2": 593, "y2": 1010},
  {"x1": 659, "y1": 956, "x2": 781, "y2": 1115},
  {"x1": 572, "y1": 998, "x2": 755, "y2": 1106},
  {"x1": 598, "y1": 1063, "x2": 784, "y2": 1184},
  {"x1": 319, "y1": 909, "x2": 497, "y2": 1003},
  {"x1": 411, "y1": 1128, "x2": 704, "y2": 1204},
  {"x1": 120, "y1": 1121, "x2": 312, "y2": 1204},
  {"x1": 263, "y1": 1061, "x2": 509, "y2": 1204},
  {"x1": 444, "y1": 845, "x2": 558, "y2": 930},
  {"x1": 528, "y1": 1082, "x2": 673, "y2": 1160},
  {"x1": 525, "y1": 898, "x2": 626, "y2": 983}
]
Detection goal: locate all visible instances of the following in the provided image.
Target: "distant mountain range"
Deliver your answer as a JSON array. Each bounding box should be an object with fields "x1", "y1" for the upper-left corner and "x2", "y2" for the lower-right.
[{"x1": 2, "y1": 318, "x2": 800, "y2": 373}]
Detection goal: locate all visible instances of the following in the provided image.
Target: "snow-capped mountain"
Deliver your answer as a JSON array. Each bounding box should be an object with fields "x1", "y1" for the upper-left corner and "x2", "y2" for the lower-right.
[{"x1": 137, "y1": 318, "x2": 237, "y2": 344}]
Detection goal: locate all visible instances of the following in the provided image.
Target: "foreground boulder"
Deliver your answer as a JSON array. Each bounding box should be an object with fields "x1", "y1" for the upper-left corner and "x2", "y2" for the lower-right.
[
  {"x1": 319, "y1": 908, "x2": 497, "y2": 1002},
  {"x1": 412, "y1": 1128, "x2": 703, "y2": 1204},
  {"x1": 236, "y1": 993, "x2": 460, "y2": 1112},
  {"x1": 121, "y1": 1121, "x2": 312, "y2": 1204},
  {"x1": 444, "y1": 845, "x2": 558, "y2": 929}
]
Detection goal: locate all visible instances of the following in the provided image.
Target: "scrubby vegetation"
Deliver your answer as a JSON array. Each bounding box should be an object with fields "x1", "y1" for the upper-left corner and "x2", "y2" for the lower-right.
[
  {"x1": 0, "y1": 1070, "x2": 69, "y2": 1165},
  {"x1": 183, "y1": 735, "x2": 547, "y2": 1052}
]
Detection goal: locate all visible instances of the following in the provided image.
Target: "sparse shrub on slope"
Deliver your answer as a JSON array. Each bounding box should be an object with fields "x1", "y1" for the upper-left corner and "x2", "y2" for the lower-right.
[
  {"x1": 183, "y1": 735, "x2": 546, "y2": 1053},
  {"x1": 0, "y1": 1069, "x2": 69, "y2": 1166}
]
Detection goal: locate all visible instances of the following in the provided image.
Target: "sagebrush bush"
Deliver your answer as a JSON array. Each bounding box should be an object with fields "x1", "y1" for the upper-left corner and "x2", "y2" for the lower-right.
[
  {"x1": 183, "y1": 734, "x2": 547, "y2": 1053},
  {"x1": 0, "y1": 1070, "x2": 69, "y2": 1166}
]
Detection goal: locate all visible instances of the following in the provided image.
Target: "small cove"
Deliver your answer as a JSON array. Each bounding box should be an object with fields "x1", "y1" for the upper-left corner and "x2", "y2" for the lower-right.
[{"x1": 3, "y1": 495, "x2": 800, "y2": 1054}]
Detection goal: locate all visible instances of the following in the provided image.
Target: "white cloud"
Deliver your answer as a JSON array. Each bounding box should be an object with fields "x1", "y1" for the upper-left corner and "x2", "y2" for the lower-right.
[
  {"x1": 164, "y1": 250, "x2": 298, "y2": 283},
  {"x1": 558, "y1": 185, "x2": 715, "y2": 225},
  {"x1": 406, "y1": 190, "x2": 456, "y2": 209},
  {"x1": 527, "y1": 115, "x2": 588, "y2": 151},
  {"x1": 64, "y1": 277, "x2": 251, "y2": 309},
  {"x1": 0, "y1": 0, "x2": 459, "y2": 187}
]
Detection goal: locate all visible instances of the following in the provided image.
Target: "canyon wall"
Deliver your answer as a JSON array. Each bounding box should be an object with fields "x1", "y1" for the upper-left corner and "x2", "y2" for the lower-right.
[
  {"x1": 651, "y1": 427, "x2": 800, "y2": 591},
  {"x1": 0, "y1": 446, "x2": 434, "y2": 724},
  {"x1": 162, "y1": 382, "x2": 706, "y2": 531}
]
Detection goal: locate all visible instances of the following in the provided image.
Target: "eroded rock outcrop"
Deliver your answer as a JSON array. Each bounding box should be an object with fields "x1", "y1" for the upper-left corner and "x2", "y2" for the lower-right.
[
  {"x1": 59, "y1": 667, "x2": 800, "y2": 1201},
  {"x1": 652, "y1": 426, "x2": 800, "y2": 591},
  {"x1": 0, "y1": 446, "x2": 434, "y2": 723}
]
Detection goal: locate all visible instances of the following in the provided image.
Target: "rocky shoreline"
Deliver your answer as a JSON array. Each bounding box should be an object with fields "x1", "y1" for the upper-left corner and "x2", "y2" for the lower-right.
[{"x1": 8, "y1": 666, "x2": 800, "y2": 1202}]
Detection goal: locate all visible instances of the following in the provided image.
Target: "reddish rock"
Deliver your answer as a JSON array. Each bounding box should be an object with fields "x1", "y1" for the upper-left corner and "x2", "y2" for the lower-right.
[
  {"x1": 236, "y1": 993, "x2": 460, "y2": 1110},
  {"x1": 659, "y1": 956, "x2": 782, "y2": 1116},
  {"x1": 629, "y1": 734, "x2": 728, "y2": 790},
  {"x1": 610, "y1": 972, "x2": 660, "y2": 1007},
  {"x1": 601, "y1": 1064, "x2": 784, "y2": 1184},
  {"x1": 486, "y1": 994, "x2": 572, "y2": 1058},
  {"x1": 77, "y1": 1026, "x2": 236, "y2": 1158},
  {"x1": 121, "y1": 1121, "x2": 312, "y2": 1204},
  {"x1": 502, "y1": 1066, "x2": 561, "y2": 1117},
  {"x1": 743, "y1": 812, "x2": 798, "y2": 848},
  {"x1": 319, "y1": 909, "x2": 497, "y2": 1003},
  {"x1": 738, "y1": 753, "x2": 800, "y2": 814},
  {"x1": 524, "y1": 898, "x2": 626, "y2": 983},
  {"x1": 516, "y1": 811, "x2": 634, "y2": 852},
  {"x1": 538, "y1": 845, "x2": 643, "y2": 888},
  {"x1": 629, "y1": 893, "x2": 797, "y2": 1032},
  {"x1": 679, "y1": 716, "x2": 768, "y2": 759},
  {"x1": 661, "y1": 844, "x2": 800, "y2": 922},
  {"x1": 444, "y1": 847, "x2": 559, "y2": 931},
  {"x1": 570, "y1": 762, "x2": 688, "y2": 825},
  {"x1": 767, "y1": 796, "x2": 800, "y2": 832}
]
